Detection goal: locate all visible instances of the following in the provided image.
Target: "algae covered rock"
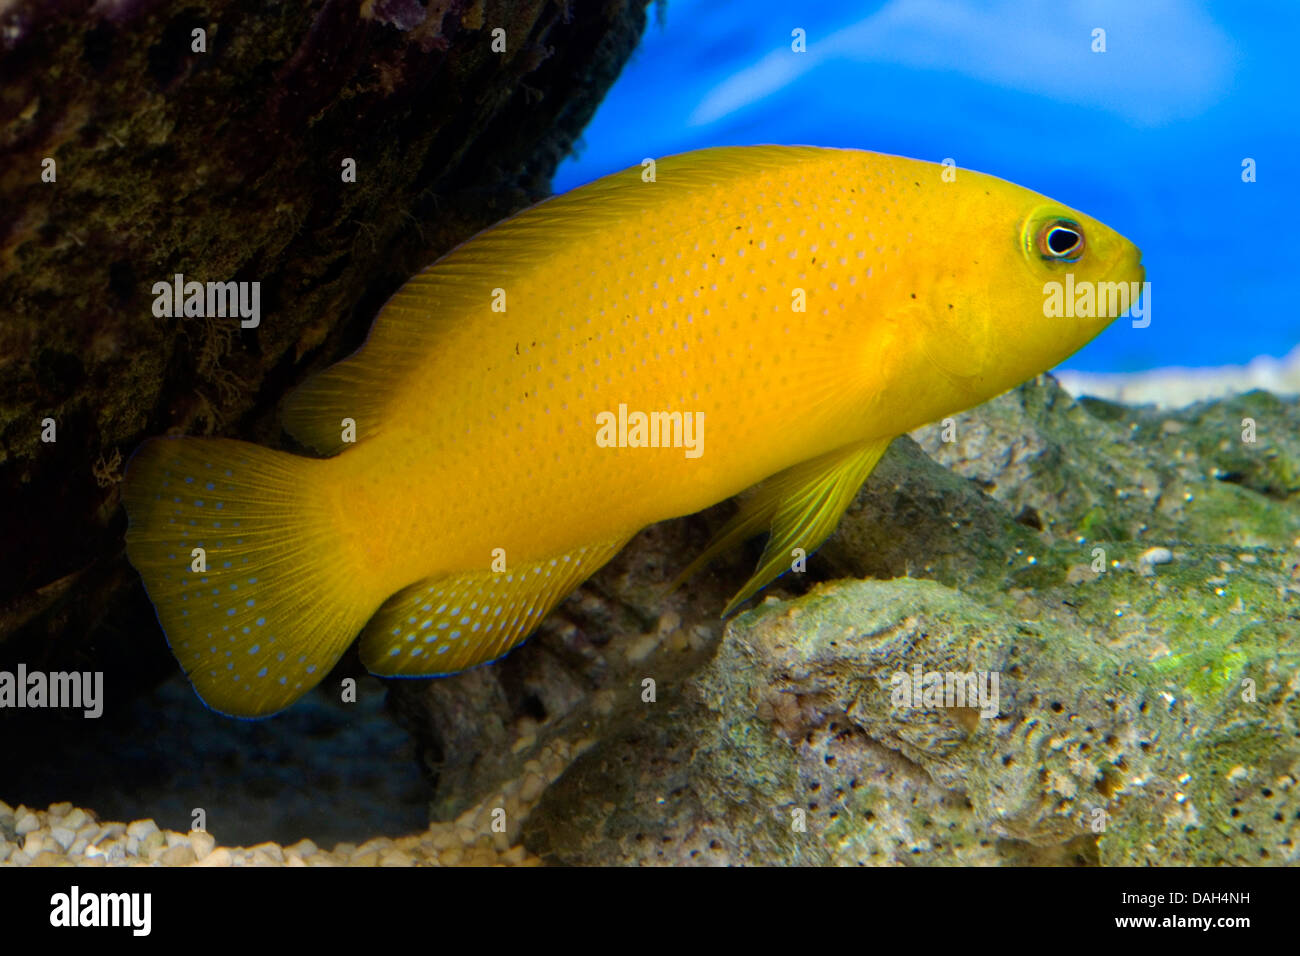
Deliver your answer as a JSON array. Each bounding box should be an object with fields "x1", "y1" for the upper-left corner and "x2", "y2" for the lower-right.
[
  {"x1": 910, "y1": 375, "x2": 1300, "y2": 549},
  {"x1": 525, "y1": 569, "x2": 1298, "y2": 865},
  {"x1": 521, "y1": 379, "x2": 1300, "y2": 865}
]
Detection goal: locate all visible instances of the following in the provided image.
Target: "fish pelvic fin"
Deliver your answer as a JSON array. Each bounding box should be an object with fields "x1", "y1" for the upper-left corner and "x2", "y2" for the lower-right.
[
  {"x1": 359, "y1": 536, "x2": 632, "y2": 677},
  {"x1": 122, "y1": 436, "x2": 378, "y2": 718},
  {"x1": 674, "y1": 437, "x2": 893, "y2": 618}
]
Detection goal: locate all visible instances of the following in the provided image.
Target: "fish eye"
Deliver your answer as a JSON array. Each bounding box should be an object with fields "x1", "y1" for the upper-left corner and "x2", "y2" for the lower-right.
[{"x1": 1038, "y1": 220, "x2": 1085, "y2": 261}]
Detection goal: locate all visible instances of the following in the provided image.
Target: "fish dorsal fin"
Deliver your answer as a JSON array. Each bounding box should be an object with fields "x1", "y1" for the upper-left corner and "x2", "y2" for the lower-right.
[
  {"x1": 674, "y1": 436, "x2": 893, "y2": 616},
  {"x1": 283, "y1": 146, "x2": 832, "y2": 454},
  {"x1": 280, "y1": 359, "x2": 397, "y2": 455},
  {"x1": 358, "y1": 535, "x2": 632, "y2": 676}
]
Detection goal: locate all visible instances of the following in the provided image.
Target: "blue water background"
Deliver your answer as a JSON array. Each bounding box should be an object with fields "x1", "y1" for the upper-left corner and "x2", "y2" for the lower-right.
[{"x1": 554, "y1": 0, "x2": 1299, "y2": 373}]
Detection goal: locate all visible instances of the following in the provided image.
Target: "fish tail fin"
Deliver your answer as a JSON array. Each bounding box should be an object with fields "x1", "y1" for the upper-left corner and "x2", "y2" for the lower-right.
[{"x1": 122, "y1": 436, "x2": 377, "y2": 718}]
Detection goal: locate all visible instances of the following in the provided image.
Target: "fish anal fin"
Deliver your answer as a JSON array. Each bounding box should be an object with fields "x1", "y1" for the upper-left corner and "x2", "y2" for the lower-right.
[{"x1": 359, "y1": 536, "x2": 632, "y2": 676}]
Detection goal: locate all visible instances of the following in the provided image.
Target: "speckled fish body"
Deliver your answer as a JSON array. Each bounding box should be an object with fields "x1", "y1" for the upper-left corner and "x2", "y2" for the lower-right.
[{"x1": 123, "y1": 146, "x2": 1143, "y2": 716}]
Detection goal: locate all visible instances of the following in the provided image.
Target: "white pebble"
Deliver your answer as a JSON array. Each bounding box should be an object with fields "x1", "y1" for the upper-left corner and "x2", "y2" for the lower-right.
[
  {"x1": 126, "y1": 819, "x2": 159, "y2": 840},
  {"x1": 284, "y1": 838, "x2": 318, "y2": 858},
  {"x1": 62, "y1": 808, "x2": 88, "y2": 830},
  {"x1": 520, "y1": 774, "x2": 545, "y2": 803},
  {"x1": 355, "y1": 838, "x2": 391, "y2": 857},
  {"x1": 625, "y1": 633, "x2": 661, "y2": 664},
  {"x1": 195, "y1": 847, "x2": 232, "y2": 867},
  {"x1": 161, "y1": 844, "x2": 196, "y2": 866},
  {"x1": 248, "y1": 841, "x2": 285, "y2": 863},
  {"x1": 454, "y1": 808, "x2": 479, "y2": 829},
  {"x1": 189, "y1": 830, "x2": 216, "y2": 861},
  {"x1": 1139, "y1": 547, "x2": 1173, "y2": 565},
  {"x1": 14, "y1": 813, "x2": 39, "y2": 836},
  {"x1": 48, "y1": 826, "x2": 76, "y2": 851}
]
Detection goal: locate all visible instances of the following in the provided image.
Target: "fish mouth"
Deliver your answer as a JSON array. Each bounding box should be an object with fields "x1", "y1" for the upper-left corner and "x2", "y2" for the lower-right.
[
  {"x1": 1108, "y1": 250, "x2": 1146, "y2": 326},
  {"x1": 1109, "y1": 242, "x2": 1145, "y2": 304},
  {"x1": 1128, "y1": 255, "x2": 1147, "y2": 312},
  {"x1": 1126, "y1": 238, "x2": 1145, "y2": 278}
]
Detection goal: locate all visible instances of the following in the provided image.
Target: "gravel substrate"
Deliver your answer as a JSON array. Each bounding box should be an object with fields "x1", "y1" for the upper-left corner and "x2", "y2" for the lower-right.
[
  {"x1": 0, "y1": 737, "x2": 583, "y2": 867},
  {"x1": 4, "y1": 671, "x2": 431, "y2": 849}
]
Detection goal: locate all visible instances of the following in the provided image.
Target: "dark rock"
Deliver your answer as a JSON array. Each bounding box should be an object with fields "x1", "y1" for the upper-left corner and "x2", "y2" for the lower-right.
[
  {"x1": 0, "y1": 0, "x2": 651, "y2": 816},
  {"x1": 0, "y1": 0, "x2": 651, "y2": 690}
]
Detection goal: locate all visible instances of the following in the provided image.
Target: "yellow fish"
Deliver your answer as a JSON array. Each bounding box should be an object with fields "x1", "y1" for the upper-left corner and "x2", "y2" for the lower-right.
[{"x1": 123, "y1": 146, "x2": 1143, "y2": 717}]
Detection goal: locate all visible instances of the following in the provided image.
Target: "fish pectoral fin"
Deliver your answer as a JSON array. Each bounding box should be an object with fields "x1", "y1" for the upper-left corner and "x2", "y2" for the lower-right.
[
  {"x1": 358, "y1": 536, "x2": 632, "y2": 677},
  {"x1": 675, "y1": 437, "x2": 893, "y2": 618},
  {"x1": 725, "y1": 436, "x2": 892, "y2": 616}
]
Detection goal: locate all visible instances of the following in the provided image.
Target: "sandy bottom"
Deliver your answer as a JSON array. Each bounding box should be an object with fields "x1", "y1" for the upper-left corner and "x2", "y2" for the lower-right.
[{"x1": 1056, "y1": 346, "x2": 1300, "y2": 408}]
